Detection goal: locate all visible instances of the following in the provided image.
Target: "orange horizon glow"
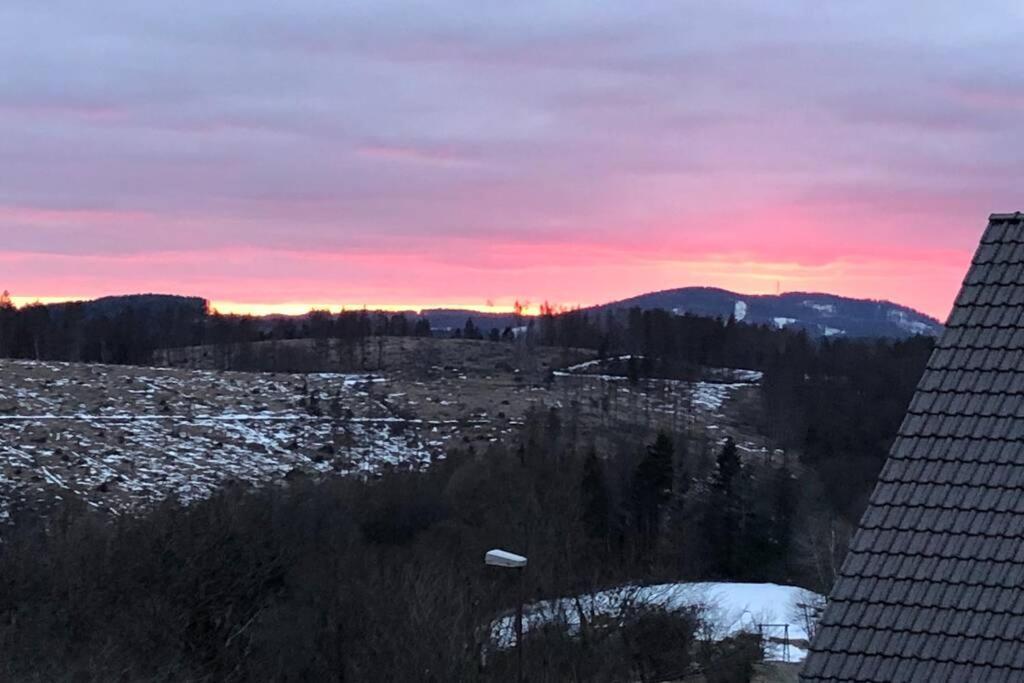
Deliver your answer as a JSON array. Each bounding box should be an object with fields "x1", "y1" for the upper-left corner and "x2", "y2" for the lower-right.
[
  {"x1": 0, "y1": 201, "x2": 981, "y2": 324},
  {"x1": 7, "y1": 262, "x2": 963, "y2": 323},
  {"x1": 208, "y1": 300, "x2": 551, "y2": 316},
  {"x1": 7, "y1": 295, "x2": 551, "y2": 317}
]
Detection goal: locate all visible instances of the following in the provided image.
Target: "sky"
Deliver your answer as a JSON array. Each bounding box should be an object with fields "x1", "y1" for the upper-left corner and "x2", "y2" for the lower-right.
[{"x1": 2, "y1": 2, "x2": 1023, "y2": 320}]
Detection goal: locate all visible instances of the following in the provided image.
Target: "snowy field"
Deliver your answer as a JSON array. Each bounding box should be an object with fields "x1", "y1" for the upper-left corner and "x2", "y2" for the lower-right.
[
  {"x1": 491, "y1": 582, "x2": 824, "y2": 663},
  {"x1": 0, "y1": 354, "x2": 772, "y2": 518},
  {"x1": 0, "y1": 361, "x2": 449, "y2": 516},
  {"x1": 555, "y1": 357, "x2": 762, "y2": 415}
]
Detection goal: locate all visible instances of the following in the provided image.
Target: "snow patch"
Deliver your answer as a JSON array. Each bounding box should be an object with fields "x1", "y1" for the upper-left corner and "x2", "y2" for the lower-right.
[
  {"x1": 706, "y1": 368, "x2": 763, "y2": 383},
  {"x1": 692, "y1": 382, "x2": 750, "y2": 412},
  {"x1": 802, "y1": 300, "x2": 835, "y2": 315},
  {"x1": 490, "y1": 582, "x2": 824, "y2": 663},
  {"x1": 886, "y1": 309, "x2": 935, "y2": 336},
  {"x1": 0, "y1": 363, "x2": 444, "y2": 516},
  {"x1": 733, "y1": 300, "x2": 748, "y2": 322},
  {"x1": 773, "y1": 317, "x2": 797, "y2": 329},
  {"x1": 558, "y1": 355, "x2": 637, "y2": 375}
]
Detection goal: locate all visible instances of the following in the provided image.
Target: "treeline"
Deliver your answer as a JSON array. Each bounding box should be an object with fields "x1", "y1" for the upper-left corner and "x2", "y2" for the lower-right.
[
  {"x1": 1, "y1": 412, "x2": 771, "y2": 682},
  {"x1": 0, "y1": 293, "x2": 529, "y2": 366},
  {"x1": 533, "y1": 307, "x2": 934, "y2": 525},
  {"x1": 0, "y1": 293, "x2": 208, "y2": 365},
  {"x1": 0, "y1": 294, "x2": 439, "y2": 365}
]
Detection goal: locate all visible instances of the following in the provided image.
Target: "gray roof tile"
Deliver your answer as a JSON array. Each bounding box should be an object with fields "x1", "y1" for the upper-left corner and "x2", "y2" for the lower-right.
[{"x1": 802, "y1": 214, "x2": 1024, "y2": 682}]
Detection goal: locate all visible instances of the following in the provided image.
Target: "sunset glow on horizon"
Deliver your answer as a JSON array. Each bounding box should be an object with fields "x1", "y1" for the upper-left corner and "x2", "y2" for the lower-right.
[
  {"x1": 3, "y1": 2, "x2": 1021, "y2": 323},
  {"x1": 2, "y1": 239, "x2": 978, "y2": 321}
]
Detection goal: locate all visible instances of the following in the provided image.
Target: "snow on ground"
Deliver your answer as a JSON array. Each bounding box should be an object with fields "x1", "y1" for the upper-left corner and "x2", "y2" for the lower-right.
[
  {"x1": 706, "y1": 368, "x2": 763, "y2": 383},
  {"x1": 887, "y1": 308, "x2": 937, "y2": 336},
  {"x1": 692, "y1": 368, "x2": 762, "y2": 412},
  {"x1": 733, "y1": 300, "x2": 748, "y2": 322},
  {"x1": 559, "y1": 355, "x2": 636, "y2": 374},
  {"x1": 0, "y1": 361, "x2": 447, "y2": 516},
  {"x1": 555, "y1": 360, "x2": 762, "y2": 417},
  {"x1": 773, "y1": 317, "x2": 797, "y2": 329},
  {"x1": 691, "y1": 382, "x2": 749, "y2": 412},
  {"x1": 491, "y1": 582, "x2": 823, "y2": 663},
  {"x1": 802, "y1": 301, "x2": 836, "y2": 315},
  {"x1": 0, "y1": 354, "x2": 772, "y2": 519}
]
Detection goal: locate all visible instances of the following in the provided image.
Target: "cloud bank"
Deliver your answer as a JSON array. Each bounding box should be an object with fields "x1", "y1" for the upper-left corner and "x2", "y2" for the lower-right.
[{"x1": 3, "y1": 1, "x2": 1023, "y2": 317}]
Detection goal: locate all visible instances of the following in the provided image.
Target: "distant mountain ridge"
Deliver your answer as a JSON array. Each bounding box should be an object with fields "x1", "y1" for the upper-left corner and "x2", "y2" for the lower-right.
[
  {"x1": 46, "y1": 294, "x2": 208, "y2": 319},
  {"x1": 23, "y1": 289, "x2": 942, "y2": 340},
  {"x1": 592, "y1": 287, "x2": 942, "y2": 339}
]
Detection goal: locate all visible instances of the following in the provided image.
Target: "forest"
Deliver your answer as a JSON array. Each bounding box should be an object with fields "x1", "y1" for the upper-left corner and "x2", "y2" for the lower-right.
[{"x1": 0, "y1": 293, "x2": 934, "y2": 680}]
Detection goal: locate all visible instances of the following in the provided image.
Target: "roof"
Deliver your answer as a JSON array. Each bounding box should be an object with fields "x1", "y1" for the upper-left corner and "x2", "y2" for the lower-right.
[{"x1": 801, "y1": 213, "x2": 1024, "y2": 682}]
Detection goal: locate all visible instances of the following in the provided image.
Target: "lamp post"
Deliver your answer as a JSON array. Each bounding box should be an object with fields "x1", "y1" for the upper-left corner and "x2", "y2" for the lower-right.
[{"x1": 485, "y1": 549, "x2": 527, "y2": 683}]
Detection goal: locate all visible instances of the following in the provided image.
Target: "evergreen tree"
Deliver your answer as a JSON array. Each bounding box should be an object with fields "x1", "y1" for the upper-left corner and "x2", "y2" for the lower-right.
[
  {"x1": 627, "y1": 355, "x2": 640, "y2": 385},
  {"x1": 769, "y1": 461, "x2": 796, "y2": 567},
  {"x1": 714, "y1": 438, "x2": 741, "y2": 494},
  {"x1": 0, "y1": 290, "x2": 13, "y2": 358},
  {"x1": 463, "y1": 318, "x2": 482, "y2": 340},
  {"x1": 704, "y1": 438, "x2": 743, "y2": 576},
  {"x1": 631, "y1": 432, "x2": 674, "y2": 555},
  {"x1": 413, "y1": 318, "x2": 432, "y2": 337},
  {"x1": 580, "y1": 449, "x2": 610, "y2": 542}
]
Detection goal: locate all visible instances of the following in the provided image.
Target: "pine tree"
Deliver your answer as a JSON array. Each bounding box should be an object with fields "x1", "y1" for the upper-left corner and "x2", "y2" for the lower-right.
[
  {"x1": 580, "y1": 449, "x2": 610, "y2": 542},
  {"x1": 707, "y1": 438, "x2": 742, "y2": 576},
  {"x1": 770, "y1": 460, "x2": 796, "y2": 565},
  {"x1": 631, "y1": 432, "x2": 674, "y2": 554},
  {"x1": 714, "y1": 438, "x2": 741, "y2": 494},
  {"x1": 413, "y1": 318, "x2": 432, "y2": 337},
  {"x1": 0, "y1": 290, "x2": 12, "y2": 358},
  {"x1": 463, "y1": 318, "x2": 482, "y2": 340},
  {"x1": 627, "y1": 356, "x2": 640, "y2": 385}
]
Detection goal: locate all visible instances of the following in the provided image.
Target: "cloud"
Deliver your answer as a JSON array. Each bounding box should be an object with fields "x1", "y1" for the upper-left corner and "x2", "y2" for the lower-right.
[{"x1": 1, "y1": 1, "x2": 1022, "y2": 318}]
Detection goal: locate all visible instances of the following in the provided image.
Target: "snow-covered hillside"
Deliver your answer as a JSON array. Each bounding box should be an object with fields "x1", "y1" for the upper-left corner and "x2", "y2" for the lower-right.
[
  {"x1": 596, "y1": 287, "x2": 942, "y2": 339},
  {"x1": 0, "y1": 361, "x2": 446, "y2": 517},
  {"x1": 0, "y1": 350, "x2": 775, "y2": 519}
]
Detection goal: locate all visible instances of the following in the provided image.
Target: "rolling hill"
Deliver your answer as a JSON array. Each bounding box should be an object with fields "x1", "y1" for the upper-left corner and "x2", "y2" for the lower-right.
[
  {"x1": 16, "y1": 288, "x2": 942, "y2": 340},
  {"x1": 592, "y1": 287, "x2": 942, "y2": 339}
]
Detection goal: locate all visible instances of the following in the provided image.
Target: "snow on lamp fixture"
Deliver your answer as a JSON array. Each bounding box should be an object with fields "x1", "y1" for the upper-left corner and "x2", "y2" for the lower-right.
[{"x1": 484, "y1": 549, "x2": 527, "y2": 568}]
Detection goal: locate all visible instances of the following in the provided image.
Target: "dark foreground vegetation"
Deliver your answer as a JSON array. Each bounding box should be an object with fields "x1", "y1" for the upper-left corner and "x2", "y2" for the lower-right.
[
  {"x1": 0, "y1": 294, "x2": 934, "y2": 680},
  {"x1": 4, "y1": 413, "x2": 773, "y2": 682}
]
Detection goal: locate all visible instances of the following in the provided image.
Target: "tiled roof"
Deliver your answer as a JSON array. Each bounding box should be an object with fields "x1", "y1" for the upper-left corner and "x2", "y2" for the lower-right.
[{"x1": 801, "y1": 213, "x2": 1024, "y2": 682}]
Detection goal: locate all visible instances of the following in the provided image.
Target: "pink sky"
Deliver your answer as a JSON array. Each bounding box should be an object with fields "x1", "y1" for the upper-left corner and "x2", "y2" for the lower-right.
[{"x1": 3, "y1": 2, "x2": 1022, "y2": 321}]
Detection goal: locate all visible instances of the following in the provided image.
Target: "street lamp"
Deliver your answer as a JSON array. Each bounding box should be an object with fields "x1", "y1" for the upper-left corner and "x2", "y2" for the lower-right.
[
  {"x1": 485, "y1": 549, "x2": 527, "y2": 569},
  {"x1": 485, "y1": 549, "x2": 527, "y2": 682}
]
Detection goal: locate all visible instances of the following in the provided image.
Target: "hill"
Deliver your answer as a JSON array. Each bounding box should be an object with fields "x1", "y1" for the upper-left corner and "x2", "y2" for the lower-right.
[
  {"x1": 42, "y1": 293, "x2": 208, "y2": 319},
  {"x1": 419, "y1": 308, "x2": 521, "y2": 333},
  {"x1": 592, "y1": 287, "x2": 942, "y2": 338}
]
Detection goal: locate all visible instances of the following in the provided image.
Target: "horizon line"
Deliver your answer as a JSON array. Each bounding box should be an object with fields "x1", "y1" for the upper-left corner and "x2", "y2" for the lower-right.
[
  {"x1": 7, "y1": 295, "x2": 551, "y2": 317},
  {"x1": 5, "y1": 286, "x2": 942, "y2": 320}
]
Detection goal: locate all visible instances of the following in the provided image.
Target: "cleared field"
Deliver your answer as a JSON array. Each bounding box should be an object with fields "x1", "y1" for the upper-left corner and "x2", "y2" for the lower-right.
[{"x1": 0, "y1": 340, "x2": 774, "y2": 517}]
